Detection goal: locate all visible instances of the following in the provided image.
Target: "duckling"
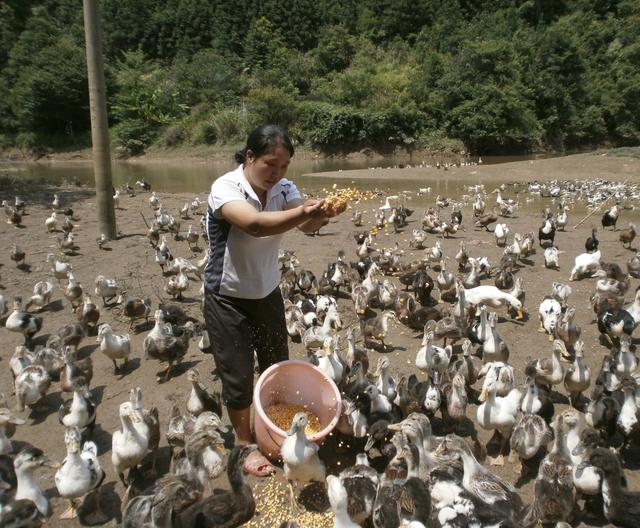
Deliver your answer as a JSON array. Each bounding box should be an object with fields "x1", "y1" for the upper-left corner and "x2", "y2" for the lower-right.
[
  {"x1": 2, "y1": 201, "x2": 22, "y2": 227},
  {"x1": 14, "y1": 446, "x2": 58, "y2": 517},
  {"x1": 9, "y1": 245, "x2": 25, "y2": 267},
  {"x1": 93, "y1": 275, "x2": 118, "y2": 306},
  {"x1": 344, "y1": 326, "x2": 369, "y2": 374},
  {"x1": 24, "y1": 281, "x2": 54, "y2": 312},
  {"x1": 96, "y1": 323, "x2": 131, "y2": 373},
  {"x1": 538, "y1": 296, "x2": 562, "y2": 341},
  {"x1": 580, "y1": 448, "x2": 640, "y2": 526},
  {"x1": 55, "y1": 426, "x2": 105, "y2": 520},
  {"x1": 76, "y1": 294, "x2": 100, "y2": 332},
  {"x1": 628, "y1": 252, "x2": 640, "y2": 278},
  {"x1": 14, "y1": 364, "x2": 50, "y2": 412},
  {"x1": 493, "y1": 268, "x2": 514, "y2": 291},
  {"x1": 525, "y1": 415, "x2": 575, "y2": 526},
  {"x1": 57, "y1": 232, "x2": 76, "y2": 254},
  {"x1": 61, "y1": 347, "x2": 93, "y2": 392},
  {"x1": 451, "y1": 339, "x2": 478, "y2": 388},
  {"x1": 301, "y1": 305, "x2": 341, "y2": 350},
  {"x1": 569, "y1": 249, "x2": 601, "y2": 281},
  {"x1": 436, "y1": 258, "x2": 456, "y2": 301},
  {"x1": 556, "y1": 306, "x2": 581, "y2": 353},
  {"x1": 123, "y1": 473, "x2": 200, "y2": 528},
  {"x1": 415, "y1": 330, "x2": 452, "y2": 376},
  {"x1": 118, "y1": 290, "x2": 152, "y2": 331},
  {"x1": 528, "y1": 340, "x2": 566, "y2": 389},
  {"x1": 179, "y1": 445, "x2": 256, "y2": 527},
  {"x1": 58, "y1": 379, "x2": 96, "y2": 432},
  {"x1": 461, "y1": 257, "x2": 481, "y2": 289},
  {"x1": 476, "y1": 381, "x2": 521, "y2": 465},
  {"x1": 111, "y1": 401, "x2": 149, "y2": 489},
  {"x1": 50, "y1": 321, "x2": 85, "y2": 350},
  {"x1": 480, "y1": 311, "x2": 509, "y2": 363},
  {"x1": 281, "y1": 412, "x2": 326, "y2": 512},
  {"x1": 374, "y1": 356, "x2": 397, "y2": 402},
  {"x1": 436, "y1": 434, "x2": 527, "y2": 525},
  {"x1": 397, "y1": 473, "x2": 432, "y2": 526},
  {"x1": 521, "y1": 368, "x2": 554, "y2": 423},
  {"x1": 165, "y1": 269, "x2": 189, "y2": 300},
  {"x1": 186, "y1": 368, "x2": 222, "y2": 417},
  {"x1": 563, "y1": 340, "x2": 591, "y2": 407},
  {"x1": 0, "y1": 408, "x2": 25, "y2": 455},
  {"x1": 565, "y1": 416, "x2": 606, "y2": 503},
  {"x1": 361, "y1": 310, "x2": 396, "y2": 349},
  {"x1": 586, "y1": 227, "x2": 599, "y2": 253},
  {"x1": 5, "y1": 297, "x2": 43, "y2": 344},
  {"x1": 509, "y1": 413, "x2": 552, "y2": 475}
]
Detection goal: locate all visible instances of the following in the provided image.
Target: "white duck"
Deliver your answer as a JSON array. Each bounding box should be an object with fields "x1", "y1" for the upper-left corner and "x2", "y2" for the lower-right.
[
  {"x1": 47, "y1": 252, "x2": 72, "y2": 281},
  {"x1": 464, "y1": 285, "x2": 524, "y2": 319},
  {"x1": 374, "y1": 356, "x2": 397, "y2": 402},
  {"x1": 0, "y1": 407, "x2": 25, "y2": 455},
  {"x1": 25, "y1": 281, "x2": 55, "y2": 312},
  {"x1": 477, "y1": 381, "x2": 521, "y2": 465},
  {"x1": 55, "y1": 426, "x2": 105, "y2": 520},
  {"x1": 94, "y1": 275, "x2": 119, "y2": 306},
  {"x1": 415, "y1": 330, "x2": 451, "y2": 375},
  {"x1": 316, "y1": 337, "x2": 345, "y2": 386},
  {"x1": 111, "y1": 401, "x2": 149, "y2": 488},
  {"x1": 14, "y1": 446, "x2": 58, "y2": 516},
  {"x1": 538, "y1": 297, "x2": 562, "y2": 340},
  {"x1": 45, "y1": 211, "x2": 59, "y2": 232},
  {"x1": 281, "y1": 412, "x2": 326, "y2": 512},
  {"x1": 544, "y1": 246, "x2": 562, "y2": 268},
  {"x1": 494, "y1": 223, "x2": 509, "y2": 247},
  {"x1": 551, "y1": 282, "x2": 572, "y2": 307},
  {"x1": 96, "y1": 323, "x2": 132, "y2": 373},
  {"x1": 569, "y1": 249, "x2": 601, "y2": 281}
]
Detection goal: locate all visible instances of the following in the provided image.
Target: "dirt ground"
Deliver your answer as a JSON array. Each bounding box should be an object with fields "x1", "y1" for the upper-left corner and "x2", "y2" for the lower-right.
[{"x1": 1, "y1": 152, "x2": 640, "y2": 527}]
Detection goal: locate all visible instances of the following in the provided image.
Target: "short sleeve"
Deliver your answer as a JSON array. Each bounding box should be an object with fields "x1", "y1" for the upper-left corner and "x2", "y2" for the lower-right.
[
  {"x1": 209, "y1": 175, "x2": 247, "y2": 216},
  {"x1": 282, "y1": 179, "x2": 302, "y2": 204}
]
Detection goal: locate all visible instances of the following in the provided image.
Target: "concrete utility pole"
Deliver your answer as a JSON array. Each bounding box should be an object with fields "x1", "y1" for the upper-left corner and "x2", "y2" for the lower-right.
[{"x1": 83, "y1": 0, "x2": 117, "y2": 239}]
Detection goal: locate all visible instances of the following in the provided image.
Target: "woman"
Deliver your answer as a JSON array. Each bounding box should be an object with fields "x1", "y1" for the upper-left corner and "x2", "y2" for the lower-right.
[{"x1": 204, "y1": 124, "x2": 345, "y2": 476}]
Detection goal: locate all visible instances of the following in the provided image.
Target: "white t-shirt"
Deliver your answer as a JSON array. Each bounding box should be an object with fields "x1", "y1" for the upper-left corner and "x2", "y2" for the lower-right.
[{"x1": 204, "y1": 164, "x2": 301, "y2": 299}]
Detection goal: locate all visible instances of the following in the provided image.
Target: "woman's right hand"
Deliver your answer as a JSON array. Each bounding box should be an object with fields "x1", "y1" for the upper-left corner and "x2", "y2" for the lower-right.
[{"x1": 302, "y1": 199, "x2": 325, "y2": 217}]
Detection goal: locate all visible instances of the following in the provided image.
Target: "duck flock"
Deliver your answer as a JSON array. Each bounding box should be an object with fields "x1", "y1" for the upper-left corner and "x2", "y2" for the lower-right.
[{"x1": 1, "y1": 174, "x2": 640, "y2": 527}]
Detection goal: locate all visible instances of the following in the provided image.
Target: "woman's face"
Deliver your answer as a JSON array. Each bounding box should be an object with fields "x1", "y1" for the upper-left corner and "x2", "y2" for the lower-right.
[{"x1": 245, "y1": 144, "x2": 291, "y2": 195}]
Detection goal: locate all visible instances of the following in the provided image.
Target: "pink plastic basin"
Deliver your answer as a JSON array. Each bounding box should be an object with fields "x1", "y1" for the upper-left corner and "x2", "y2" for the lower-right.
[{"x1": 253, "y1": 359, "x2": 342, "y2": 461}]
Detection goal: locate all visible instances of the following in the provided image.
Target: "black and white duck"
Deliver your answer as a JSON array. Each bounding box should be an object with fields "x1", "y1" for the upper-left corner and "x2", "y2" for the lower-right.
[
  {"x1": 601, "y1": 203, "x2": 620, "y2": 230},
  {"x1": 5, "y1": 297, "x2": 43, "y2": 344},
  {"x1": 585, "y1": 227, "x2": 599, "y2": 253}
]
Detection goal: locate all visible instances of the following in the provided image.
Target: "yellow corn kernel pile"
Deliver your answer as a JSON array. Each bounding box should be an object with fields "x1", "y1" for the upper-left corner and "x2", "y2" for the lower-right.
[
  {"x1": 265, "y1": 403, "x2": 322, "y2": 435},
  {"x1": 245, "y1": 477, "x2": 333, "y2": 527}
]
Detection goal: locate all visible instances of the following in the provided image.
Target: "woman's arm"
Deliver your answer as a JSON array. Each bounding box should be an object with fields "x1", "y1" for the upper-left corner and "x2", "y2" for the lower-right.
[
  {"x1": 286, "y1": 198, "x2": 346, "y2": 233},
  {"x1": 220, "y1": 199, "x2": 325, "y2": 237}
]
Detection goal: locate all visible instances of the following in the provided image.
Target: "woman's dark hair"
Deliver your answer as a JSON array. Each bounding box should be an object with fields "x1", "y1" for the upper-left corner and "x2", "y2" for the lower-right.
[{"x1": 234, "y1": 124, "x2": 294, "y2": 164}]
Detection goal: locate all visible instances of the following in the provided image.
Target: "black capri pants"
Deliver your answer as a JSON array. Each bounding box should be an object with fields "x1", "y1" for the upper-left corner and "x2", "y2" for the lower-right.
[{"x1": 203, "y1": 286, "x2": 289, "y2": 409}]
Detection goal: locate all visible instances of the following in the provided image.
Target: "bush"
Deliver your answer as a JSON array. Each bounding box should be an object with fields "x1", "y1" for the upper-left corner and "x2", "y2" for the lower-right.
[
  {"x1": 112, "y1": 119, "x2": 156, "y2": 156},
  {"x1": 211, "y1": 107, "x2": 249, "y2": 144},
  {"x1": 246, "y1": 87, "x2": 298, "y2": 130},
  {"x1": 161, "y1": 125, "x2": 185, "y2": 147},
  {"x1": 190, "y1": 120, "x2": 217, "y2": 145}
]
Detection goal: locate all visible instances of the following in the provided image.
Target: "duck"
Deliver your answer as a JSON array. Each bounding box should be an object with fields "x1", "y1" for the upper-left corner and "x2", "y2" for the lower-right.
[
  {"x1": 580, "y1": 447, "x2": 640, "y2": 527},
  {"x1": 374, "y1": 356, "x2": 397, "y2": 402},
  {"x1": 10, "y1": 244, "x2": 25, "y2": 267},
  {"x1": 474, "y1": 208, "x2": 498, "y2": 231},
  {"x1": 551, "y1": 281, "x2": 572, "y2": 308},
  {"x1": 332, "y1": 453, "x2": 379, "y2": 526},
  {"x1": 344, "y1": 326, "x2": 369, "y2": 374},
  {"x1": 613, "y1": 334, "x2": 638, "y2": 375},
  {"x1": 476, "y1": 381, "x2": 521, "y2": 465},
  {"x1": 451, "y1": 339, "x2": 478, "y2": 388},
  {"x1": 528, "y1": 340, "x2": 566, "y2": 389},
  {"x1": 14, "y1": 364, "x2": 51, "y2": 412},
  {"x1": 24, "y1": 281, "x2": 55, "y2": 312},
  {"x1": 538, "y1": 213, "x2": 556, "y2": 247},
  {"x1": 525, "y1": 415, "x2": 575, "y2": 526},
  {"x1": 179, "y1": 445, "x2": 256, "y2": 527},
  {"x1": 624, "y1": 287, "x2": 640, "y2": 327},
  {"x1": 326, "y1": 475, "x2": 362, "y2": 528},
  {"x1": 14, "y1": 446, "x2": 58, "y2": 517},
  {"x1": 165, "y1": 269, "x2": 189, "y2": 300},
  {"x1": 569, "y1": 249, "x2": 601, "y2": 281},
  {"x1": 628, "y1": 252, "x2": 640, "y2": 278},
  {"x1": 463, "y1": 285, "x2": 524, "y2": 320},
  {"x1": 186, "y1": 368, "x2": 222, "y2": 417},
  {"x1": 521, "y1": 368, "x2": 554, "y2": 423},
  {"x1": 54, "y1": 426, "x2": 106, "y2": 520},
  {"x1": 0, "y1": 407, "x2": 25, "y2": 455},
  {"x1": 361, "y1": 310, "x2": 396, "y2": 349},
  {"x1": 538, "y1": 296, "x2": 562, "y2": 340},
  {"x1": 111, "y1": 400, "x2": 149, "y2": 488},
  {"x1": 585, "y1": 227, "x2": 599, "y2": 253},
  {"x1": 441, "y1": 373, "x2": 468, "y2": 433},
  {"x1": 45, "y1": 211, "x2": 59, "y2": 232},
  {"x1": 436, "y1": 434, "x2": 527, "y2": 525},
  {"x1": 50, "y1": 321, "x2": 85, "y2": 350},
  {"x1": 480, "y1": 311, "x2": 509, "y2": 363},
  {"x1": 564, "y1": 340, "x2": 591, "y2": 407},
  {"x1": 597, "y1": 301, "x2": 634, "y2": 345},
  {"x1": 617, "y1": 376, "x2": 640, "y2": 453},
  {"x1": 93, "y1": 275, "x2": 118, "y2": 306},
  {"x1": 601, "y1": 203, "x2": 620, "y2": 230},
  {"x1": 565, "y1": 416, "x2": 604, "y2": 501},
  {"x1": 494, "y1": 223, "x2": 509, "y2": 246},
  {"x1": 5, "y1": 297, "x2": 43, "y2": 344},
  {"x1": 281, "y1": 412, "x2": 326, "y2": 512},
  {"x1": 555, "y1": 306, "x2": 581, "y2": 352},
  {"x1": 494, "y1": 268, "x2": 514, "y2": 290},
  {"x1": 415, "y1": 330, "x2": 451, "y2": 375},
  {"x1": 76, "y1": 294, "x2": 100, "y2": 331},
  {"x1": 61, "y1": 347, "x2": 93, "y2": 392},
  {"x1": 478, "y1": 361, "x2": 515, "y2": 401},
  {"x1": 509, "y1": 412, "x2": 553, "y2": 475},
  {"x1": 58, "y1": 379, "x2": 96, "y2": 432},
  {"x1": 46, "y1": 252, "x2": 72, "y2": 281},
  {"x1": 64, "y1": 272, "x2": 84, "y2": 311},
  {"x1": 144, "y1": 319, "x2": 194, "y2": 382},
  {"x1": 436, "y1": 258, "x2": 456, "y2": 302},
  {"x1": 130, "y1": 387, "x2": 160, "y2": 474},
  {"x1": 123, "y1": 473, "x2": 200, "y2": 528},
  {"x1": 544, "y1": 245, "x2": 562, "y2": 268},
  {"x1": 96, "y1": 323, "x2": 132, "y2": 373},
  {"x1": 461, "y1": 257, "x2": 481, "y2": 289}
]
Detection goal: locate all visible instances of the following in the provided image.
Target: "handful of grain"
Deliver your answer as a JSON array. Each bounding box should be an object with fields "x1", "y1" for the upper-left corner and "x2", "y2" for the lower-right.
[
  {"x1": 321, "y1": 185, "x2": 369, "y2": 212},
  {"x1": 266, "y1": 403, "x2": 322, "y2": 435}
]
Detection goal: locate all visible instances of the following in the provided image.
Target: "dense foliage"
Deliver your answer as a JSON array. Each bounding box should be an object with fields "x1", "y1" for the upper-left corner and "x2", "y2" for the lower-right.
[{"x1": 0, "y1": 0, "x2": 639, "y2": 155}]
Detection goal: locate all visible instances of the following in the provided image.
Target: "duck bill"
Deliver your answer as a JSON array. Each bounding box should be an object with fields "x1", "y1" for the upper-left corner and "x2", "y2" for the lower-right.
[
  {"x1": 478, "y1": 387, "x2": 488, "y2": 402},
  {"x1": 516, "y1": 308, "x2": 524, "y2": 320},
  {"x1": 364, "y1": 434, "x2": 377, "y2": 452},
  {"x1": 41, "y1": 457, "x2": 60, "y2": 469},
  {"x1": 386, "y1": 422, "x2": 403, "y2": 432}
]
